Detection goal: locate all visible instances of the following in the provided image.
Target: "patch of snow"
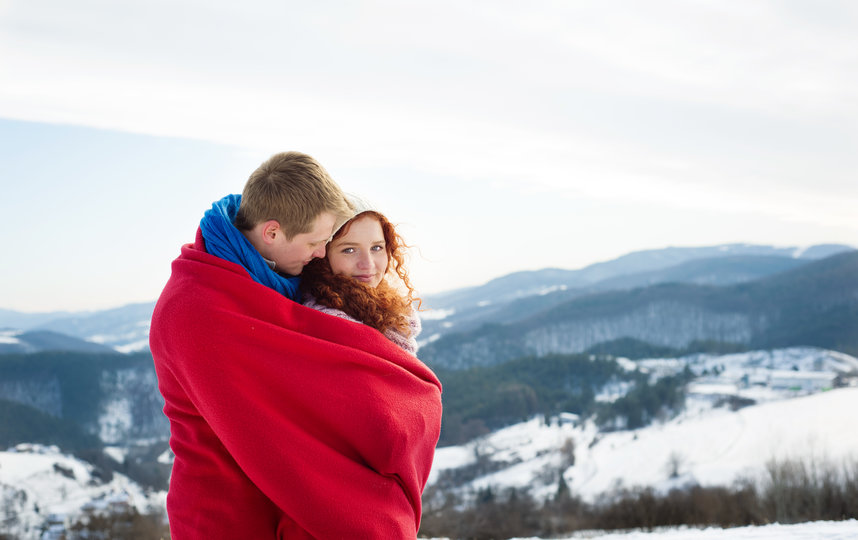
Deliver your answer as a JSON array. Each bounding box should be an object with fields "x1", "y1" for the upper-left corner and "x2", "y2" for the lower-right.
[
  {"x1": 156, "y1": 448, "x2": 174, "y2": 465},
  {"x1": 614, "y1": 357, "x2": 638, "y2": 372},
  {"x1": 477, "y1": 300, "x2": 492, "y2": 307},
  {"x1": 418, "y1": 333, "x2": 442, "y2": 347},
  {"x1": 792, "y1": 245, "x2": 810, "y2": 258},
  {"x1": 88, "y1": 330, "x2": 148, "y2": 345},
  {"x1": 0, "y1": 329, "x2": 23, "y2": 344},
  {"x1": 103, "y1": 446, "x2": 127, "y2": 464},
  {"x1": 98, "y1": 398, "x2": 133, "y2": 444},
  {"x1": 420, "y1": 308, "x2": 456, "y2": 321},
  {"x1": 429, "y1": 446, "x2": 475, "y2": 484},
  {"x1": 688, "y1": 381, "x2": 741, "y2": 395},
  {"x1": 595, "y1": 381, "x2": 634, "y2": 403},
  {"x1": 538, "y1": 285, "x2": 568, "y2": 296},
  {"x1": 114, "y1": 339, "x2": 150, "y2": 353},
  {"x1": 86, "y1": 320, "x2": 151, "y2": 351}
]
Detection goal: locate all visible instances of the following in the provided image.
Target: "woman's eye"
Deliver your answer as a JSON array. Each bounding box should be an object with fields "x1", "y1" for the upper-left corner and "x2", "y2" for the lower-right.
[
  {"x1": 371, "y1": 245, "x2": 384, "y2": 252},
  {"x1": 342, "y1": 247, "x2": 355, "y2": 254}
]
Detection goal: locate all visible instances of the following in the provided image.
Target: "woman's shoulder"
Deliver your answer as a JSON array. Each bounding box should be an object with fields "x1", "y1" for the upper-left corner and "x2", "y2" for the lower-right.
[
  {"x1": 408, "y1": 308, "x2": 422, "y2": 334},
  {"x1": 302, "y1": 295, "x2": 360, "y2": 324},
  {"x1": 382, "y1": 308, "x2": 422, "y2": 356}
]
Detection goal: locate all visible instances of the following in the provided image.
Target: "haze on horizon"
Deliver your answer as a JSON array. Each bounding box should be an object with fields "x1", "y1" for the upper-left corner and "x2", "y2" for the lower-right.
[{"x1": 1, "y1": 0, "x2": 857, "y2": 313}]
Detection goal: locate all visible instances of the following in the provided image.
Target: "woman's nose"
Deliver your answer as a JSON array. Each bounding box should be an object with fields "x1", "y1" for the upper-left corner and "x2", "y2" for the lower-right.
[{"x1": 356, "y1": 252, "x2": 372, "y2": 269}]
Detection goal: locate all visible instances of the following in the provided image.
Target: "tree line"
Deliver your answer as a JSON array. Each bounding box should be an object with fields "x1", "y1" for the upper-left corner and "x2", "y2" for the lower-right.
[{"x1": 420, "y1": 456, "x2": 858, "y2": 539}]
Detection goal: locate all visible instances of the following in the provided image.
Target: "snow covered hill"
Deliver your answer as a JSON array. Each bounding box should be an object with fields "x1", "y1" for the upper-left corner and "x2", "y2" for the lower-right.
[
  {"x1": 428, "y1": 348, "x2": 858, "y2": 504},
  {"x1": 0, "y1": 444, "x2": 165, "y2": 540}
]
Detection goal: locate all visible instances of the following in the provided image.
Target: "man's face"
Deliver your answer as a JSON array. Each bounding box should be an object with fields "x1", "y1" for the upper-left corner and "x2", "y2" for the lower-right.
[{"x1": 271, "y1": 212, "x2": 337, "y2": 276}]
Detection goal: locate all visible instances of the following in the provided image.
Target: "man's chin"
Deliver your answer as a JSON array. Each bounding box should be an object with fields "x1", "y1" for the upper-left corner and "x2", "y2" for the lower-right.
[{"x1": 280, "y1": 265, "x2": 302, "y2": 277}]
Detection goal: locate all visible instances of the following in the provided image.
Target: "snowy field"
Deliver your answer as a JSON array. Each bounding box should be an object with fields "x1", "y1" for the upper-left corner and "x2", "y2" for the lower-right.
[
  {"x1": 519, "y1": 519, "x2": 858, "y2": 539},
  {"x1": 424, "y1": 520, "x2": 858, "y2": 539}
]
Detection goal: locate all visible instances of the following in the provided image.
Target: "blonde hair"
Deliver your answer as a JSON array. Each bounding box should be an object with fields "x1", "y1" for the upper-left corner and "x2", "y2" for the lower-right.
[{"x1": 234, "y1": 151, "x2": 352, "y2": 238}]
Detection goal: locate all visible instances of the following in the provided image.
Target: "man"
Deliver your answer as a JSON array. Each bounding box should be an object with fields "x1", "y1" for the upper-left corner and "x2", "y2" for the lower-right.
[
  {"x1": 150, "y1": 152, "x2": 443, "y2": 539},
  {"x1": 197, "y1": 151, "x2": 351, "y2": 301}
]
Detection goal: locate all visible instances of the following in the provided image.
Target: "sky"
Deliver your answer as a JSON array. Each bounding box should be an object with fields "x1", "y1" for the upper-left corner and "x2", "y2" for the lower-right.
[{"x1": 1, "y1": 0, "x2": 857, "y2": 313}]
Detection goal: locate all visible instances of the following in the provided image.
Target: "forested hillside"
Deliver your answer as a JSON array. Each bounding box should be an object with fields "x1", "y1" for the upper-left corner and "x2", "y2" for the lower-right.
[
  {"x1": 0, "y1": 351, "x2": 167, "y2": 446},
  {"x1": 436, "y1": 353, "x2": 691, "y2": 446}
]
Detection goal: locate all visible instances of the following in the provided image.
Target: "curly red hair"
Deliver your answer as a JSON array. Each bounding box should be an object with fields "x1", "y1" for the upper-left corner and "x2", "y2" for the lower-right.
[{"x1": 300, "y1": 211, "x2": 420, "y2": 335}]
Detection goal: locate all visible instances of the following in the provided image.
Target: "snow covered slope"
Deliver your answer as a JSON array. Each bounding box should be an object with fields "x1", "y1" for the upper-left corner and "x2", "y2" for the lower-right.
[
  {"x1": 568, "y1": 386, "x2": 858, "y2": 500},
  {"x1": 429, "y1": 348, "x2": 858, "y2": 504},
  {"x1": 0, "y1": 444, "x2": 165, "y2": 540}
]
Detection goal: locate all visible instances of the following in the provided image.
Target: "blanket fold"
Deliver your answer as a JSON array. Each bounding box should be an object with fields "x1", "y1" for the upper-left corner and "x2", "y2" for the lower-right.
[{"x1": 150, "y1": 229, "x2": 443, "y2": 540}]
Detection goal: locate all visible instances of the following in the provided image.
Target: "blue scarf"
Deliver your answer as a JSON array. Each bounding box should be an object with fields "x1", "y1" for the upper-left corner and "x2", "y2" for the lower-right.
[{"x1": 199, "y1": 194, "x2": 300, "y2": 300}]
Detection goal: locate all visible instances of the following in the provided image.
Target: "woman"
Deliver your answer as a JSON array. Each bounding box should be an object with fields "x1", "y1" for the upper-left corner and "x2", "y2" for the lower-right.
[{"x1": 301, "y1": 198, "x2": 422, "y2": 355}]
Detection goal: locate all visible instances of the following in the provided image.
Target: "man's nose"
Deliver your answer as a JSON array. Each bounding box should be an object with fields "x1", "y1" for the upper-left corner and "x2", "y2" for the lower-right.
[{"x1": 313, "y1": 244, "x2": 326, "y2": 259}]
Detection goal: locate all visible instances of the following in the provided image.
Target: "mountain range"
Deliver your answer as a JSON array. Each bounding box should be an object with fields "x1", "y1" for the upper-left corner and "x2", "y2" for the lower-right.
[{"x1": 419, "y1": 246, "x2": 858, "y2": 369}]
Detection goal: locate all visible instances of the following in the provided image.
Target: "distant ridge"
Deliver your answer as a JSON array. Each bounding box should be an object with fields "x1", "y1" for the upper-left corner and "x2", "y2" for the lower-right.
[
  {"x1": 424, "y1": 243, "x2": 855, "y2": 311},
  {"x1": 0, "y1": 302, "x2": 154, "y2": 353},
  {"x1": 420, "y1": 244, "x2": 856, "y2": 343},
  {"x1": 0, "y1": 329, "x2": 116, "y2": 354},
  {"x1": 421, "y1": 250, "x2": 858, "y2": 369}
]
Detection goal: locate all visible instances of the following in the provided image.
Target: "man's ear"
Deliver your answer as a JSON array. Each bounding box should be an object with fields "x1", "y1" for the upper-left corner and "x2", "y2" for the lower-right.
[{"x1": 260, "y1": 220, "x2": 281, "y2": 245}]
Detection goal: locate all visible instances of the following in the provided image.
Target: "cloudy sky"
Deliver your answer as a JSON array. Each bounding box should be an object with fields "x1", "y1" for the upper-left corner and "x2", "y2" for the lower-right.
[{"x1": 1, "y1": 0, "x2": 856, "y2": 312}]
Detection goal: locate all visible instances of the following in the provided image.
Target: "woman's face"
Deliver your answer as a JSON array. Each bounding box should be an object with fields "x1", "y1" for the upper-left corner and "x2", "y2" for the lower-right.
[{"x1": 327, "y1": 215, "x2": 388, "y2": 288}]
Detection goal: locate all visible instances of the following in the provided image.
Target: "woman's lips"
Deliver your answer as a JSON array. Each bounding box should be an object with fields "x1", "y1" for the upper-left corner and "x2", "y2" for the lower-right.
[{"x1": 353, "y1": 274, "x2": 375, "y2": 282}]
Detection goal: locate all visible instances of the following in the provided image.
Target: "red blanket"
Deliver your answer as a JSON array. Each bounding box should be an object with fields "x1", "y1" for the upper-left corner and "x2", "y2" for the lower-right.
[{"x1": 150, "y1": 229, "x2": 443, "y2": 539}]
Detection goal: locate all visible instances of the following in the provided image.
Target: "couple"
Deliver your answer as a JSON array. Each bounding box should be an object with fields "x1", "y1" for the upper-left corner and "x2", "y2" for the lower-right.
[{"x1": 149, "y1": 152, "x2": 443, "y2": 539}]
